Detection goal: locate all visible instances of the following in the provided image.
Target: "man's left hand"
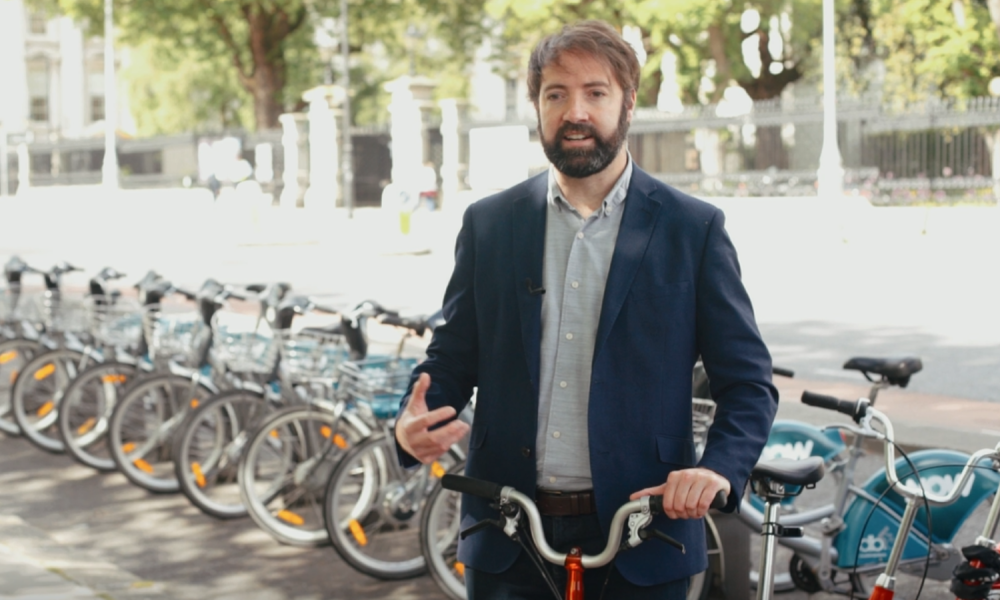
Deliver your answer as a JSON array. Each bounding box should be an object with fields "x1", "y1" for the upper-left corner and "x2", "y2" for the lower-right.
[{"x1": 630, "y1": 467, "x2": 731, "y2": 520}]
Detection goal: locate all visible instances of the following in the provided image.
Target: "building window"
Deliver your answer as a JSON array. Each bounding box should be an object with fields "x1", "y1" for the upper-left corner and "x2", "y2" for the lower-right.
[
  {"x1": 30, "y1": 97, "x2": 49, "y2": 122},
  {"x1": 29, "y1": 13, "x2": 47, "y2": 35},
  {"x1": 91, "y1": 96, "x2": 105, "y2": 122}
]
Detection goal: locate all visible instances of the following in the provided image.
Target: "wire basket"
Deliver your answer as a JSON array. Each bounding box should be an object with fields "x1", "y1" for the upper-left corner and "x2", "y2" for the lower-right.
[
  {"x1": 88, "y1": 296, "x2": 144, "y2": 349},
  {"x1": 279, "y1": 330, "x2": 351, "y2": 382},
  {"x1": 692, "y1": 398, "x2": 717, "y2": 457},
  {"x1": 34, "y1": 294, "x2": 91, "y2": 334},
  {"x1": 0, "y1": 290, "x2": 41, "y2": 324},
  {"x1": 145, "y1": 304, "x2": 207, "y2": 363},
  {"x1": 336, "y1": 356, "x2": 420, "y2": 421}
]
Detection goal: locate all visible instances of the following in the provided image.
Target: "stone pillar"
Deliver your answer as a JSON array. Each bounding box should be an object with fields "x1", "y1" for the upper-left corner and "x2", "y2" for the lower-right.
[
  {"x1": 438, "y1": 98, "x2": 469, "y2": 208},
  {"x1": 278, "y1": 113, "x2": 308, "y2": 208},
  {"x1": 694, "y1": 128, "x2": 723, "y2": 194},
  {"x1": 303, "y1": 85, "x2": 344, "y2": 209},
  {"x1": 385, "y1": 75, "x2": 437, "y2": 192},
  {"x1": 16, "y1": 143, "x2": 30, "y2": 195}
]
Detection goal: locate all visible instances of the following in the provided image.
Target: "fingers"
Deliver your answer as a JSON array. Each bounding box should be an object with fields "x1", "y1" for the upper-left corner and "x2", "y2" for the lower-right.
[
  {"x1": 403, "y1": 419, "x2": 470, "y2": 464},
  {"x1": 636, "y1": 468, "x2": 730, "y2": 520},
  {"x1": 407, "y1": 373, "x2": 431, "y2": 414},
  {"x1": 396, "y1": 373, "x2": 472, "y2": 464}
]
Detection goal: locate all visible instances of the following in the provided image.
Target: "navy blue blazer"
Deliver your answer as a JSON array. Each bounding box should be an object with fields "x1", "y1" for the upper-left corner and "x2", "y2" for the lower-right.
[{"x1": 397, "y1": 166, "x2": 778, "y2": 586}]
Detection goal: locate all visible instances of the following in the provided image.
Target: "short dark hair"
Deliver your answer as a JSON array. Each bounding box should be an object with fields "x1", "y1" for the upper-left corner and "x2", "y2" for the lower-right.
[{"x1": 527, "y1": 20, "x2": 641, "y2": 106}]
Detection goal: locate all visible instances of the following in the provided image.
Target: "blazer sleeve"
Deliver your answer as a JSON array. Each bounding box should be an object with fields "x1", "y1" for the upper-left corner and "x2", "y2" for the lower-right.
[
  {"x1": 693, "y1": 208, "x2": 778, "y2": 511},
  {"x1": 394, "y1": 205, "x2": 480, "y2": 468}
]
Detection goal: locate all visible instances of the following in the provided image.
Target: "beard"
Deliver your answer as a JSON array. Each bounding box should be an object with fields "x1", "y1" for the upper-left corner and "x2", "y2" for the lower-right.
[{"x1": 539, "y1": 102, "x2": 630, "y2": 179}]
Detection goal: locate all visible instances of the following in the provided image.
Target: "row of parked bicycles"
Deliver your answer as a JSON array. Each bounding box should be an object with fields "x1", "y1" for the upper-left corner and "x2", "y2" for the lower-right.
[{"x1": 1, "y1": 254, "x2": 999, "y2": 600}]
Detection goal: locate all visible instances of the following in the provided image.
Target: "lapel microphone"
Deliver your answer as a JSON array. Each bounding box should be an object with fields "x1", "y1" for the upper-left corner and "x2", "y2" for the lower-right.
[{"x1": 525, "y1": 278, "x2": 546, "y2": 295}]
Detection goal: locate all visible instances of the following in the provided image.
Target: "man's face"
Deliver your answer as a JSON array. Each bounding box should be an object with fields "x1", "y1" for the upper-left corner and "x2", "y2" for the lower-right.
[{"x1": 536, "y1": 51, "x2": 634, "y2": 179}]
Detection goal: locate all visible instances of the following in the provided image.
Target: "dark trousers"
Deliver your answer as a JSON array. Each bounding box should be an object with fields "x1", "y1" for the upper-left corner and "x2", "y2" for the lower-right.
[{"x1": 465, "y1": 513, "x2": 688, "y2": 600}]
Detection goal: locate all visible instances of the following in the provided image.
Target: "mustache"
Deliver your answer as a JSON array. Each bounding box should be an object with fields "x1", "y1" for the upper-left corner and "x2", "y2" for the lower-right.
[{"x1": 557, "y1": 123, "x2": 597, "y2": 138}]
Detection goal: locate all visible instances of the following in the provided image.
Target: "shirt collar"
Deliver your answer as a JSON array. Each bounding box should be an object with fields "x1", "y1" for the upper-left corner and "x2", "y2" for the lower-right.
[{"x1": 547, "y1": 153, "x2": 633, "y2": 217}]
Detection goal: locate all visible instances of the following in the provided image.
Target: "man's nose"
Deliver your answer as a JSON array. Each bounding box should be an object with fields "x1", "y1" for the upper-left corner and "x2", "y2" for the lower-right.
[{"x1": 563, "y1": 94, "x2": 590, "y2": 123}]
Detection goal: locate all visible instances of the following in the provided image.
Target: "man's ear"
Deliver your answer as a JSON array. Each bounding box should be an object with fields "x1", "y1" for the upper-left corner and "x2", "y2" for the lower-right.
[{"x1": 626, "y1": 89, "x2": 637, "y2": 121}]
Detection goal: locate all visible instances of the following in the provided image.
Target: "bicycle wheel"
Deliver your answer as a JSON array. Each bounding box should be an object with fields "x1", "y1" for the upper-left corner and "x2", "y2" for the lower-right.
[
  {"x1": 174, "y1": 388, "x2": 275, "y2": 519},
  {"x1": 238, "y1": 404, "x2": 369, "y2": 547},
  {"x1": 58, "y1": 361, "x2": 139, "y2": 471},
  {"x1": 421, "y1": 461, "x2": 467, "y2": 599},
  {"x1": 0, "y1": 338, "x2": 44, "y2": 436},
  {"x1": 324, "y1": 433, "x2": 462, "y2": 580},
  {"x1": 108, "y1": 372, "x2": 214, "y2": 493},
  {"x1": 11, "y1": 347, "x2": 93, "y2": 452}
]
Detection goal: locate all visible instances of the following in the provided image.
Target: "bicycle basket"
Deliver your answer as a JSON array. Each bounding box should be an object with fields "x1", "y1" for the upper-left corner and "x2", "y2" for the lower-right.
[
  {"x1": 43, "y1": 294, "x2": 91, "y2": 334},
  {"x1": 280, "y1": 331, "x2": 351, "y2": 381},
  {"x1": 145, "y1": 304, "x2": 206, "y2": 363},
  {"x1": 336, "y1": 356, "x2": 420, "y2": 420},
  {"x1": 88, "y1": 296, "x2": 144, "y2": 348}
]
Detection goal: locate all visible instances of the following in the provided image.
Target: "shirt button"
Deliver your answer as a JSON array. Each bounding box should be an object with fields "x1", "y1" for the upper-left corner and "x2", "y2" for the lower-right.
[
  {"x1": 576, "y1": 232, "x2": 584, "y2": 239},
  {"x1": 571, "y1": 281, "x2": 579, "y2": 289},
  {"x1": 559, "y1": 381, "x2": 567, "y2": 388},
  {"x1": 552, "y1": 431, "x2": 561, "y2": 439},
  {"x1": 521, "y1": 447, "x2": 532, "y2": 458},
  {"x1": 565, "y1": 333, "x2": 574, "y2": 340},
  {"x1": 549, "y1": 476, "x2": 557, "y2": 484}
]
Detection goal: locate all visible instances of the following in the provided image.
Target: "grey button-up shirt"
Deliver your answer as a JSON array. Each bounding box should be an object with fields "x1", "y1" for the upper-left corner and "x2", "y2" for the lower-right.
[{"x1": 536, "y1": 158, "x2": 632, "y2": 491}]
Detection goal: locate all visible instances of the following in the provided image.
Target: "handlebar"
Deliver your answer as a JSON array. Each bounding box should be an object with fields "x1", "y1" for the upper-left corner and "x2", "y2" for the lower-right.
[
  {"x1": 801, "y1": 390, "x2": 1000, "y2": 505},
  {"x1": 442, "y1": 474, "x2": 727, "y2": 569},
  {"x1": 773, "y1": 366, "x2": 795, "y2": 378}
]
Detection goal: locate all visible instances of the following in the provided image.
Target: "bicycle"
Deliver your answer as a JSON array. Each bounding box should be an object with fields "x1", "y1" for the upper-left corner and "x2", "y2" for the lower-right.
[
  {"x1": 436, "y1": 472, "x2": 726, "y2": 600},
  {"x1": 420, "y1": 396, "x2": 721, "y2": 600},
  {"x1": 748, "y1": 390, "x2": 1000, "y2": 600}
]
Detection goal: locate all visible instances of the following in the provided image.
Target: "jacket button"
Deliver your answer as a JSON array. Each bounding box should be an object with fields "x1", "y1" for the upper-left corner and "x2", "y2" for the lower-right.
[{"x1": 521, "y1": 447, "x2": 532, "y2": 458}]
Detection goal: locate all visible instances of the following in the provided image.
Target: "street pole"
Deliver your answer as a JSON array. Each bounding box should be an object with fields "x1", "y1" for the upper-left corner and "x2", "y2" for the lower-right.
[
  {"x1": 340, "y1": 0, "x2": 354, "y2": 218},
  {"x1": 816, "y1": 0, "x2": 843, "y2": 198},
  {"x1": 101, "y1": 0, "x2": 119, "y2": 190}
]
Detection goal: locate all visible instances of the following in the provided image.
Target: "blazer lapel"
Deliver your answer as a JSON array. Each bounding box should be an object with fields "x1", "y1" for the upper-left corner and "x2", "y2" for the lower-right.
[
  {"x1": 594, "y1": 169, "x2": 662, "y2": 362},
  {"x1": 512, "y1": 176, "x2": 548, "y2": 394}
]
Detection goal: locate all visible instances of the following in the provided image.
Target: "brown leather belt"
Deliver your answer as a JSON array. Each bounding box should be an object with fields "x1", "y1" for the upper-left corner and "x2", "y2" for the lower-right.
[{"x1": 535, "y1": 489, "x2": 597, "y2": 517}]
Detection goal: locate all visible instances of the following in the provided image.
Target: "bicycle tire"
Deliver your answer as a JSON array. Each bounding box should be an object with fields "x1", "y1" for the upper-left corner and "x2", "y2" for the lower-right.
[
  {"x1": 108, "y1": 372, "x2": 213, "y2": 493},
  {"x1": 57, "y1": 361, "x2": 140, "y2": 471},
  {"x1": 421, "y1": 460, "x2": 467, "y2": 599},
  {"x1": 238, "y1": 404, "x2": 370, "y2": 547},
  {"x1": 0, "y1": 338, "x2": 44, "y2": 436},
  {"x1": 173, "y1": 388, "x2": 274, "y2": 519},
  {"x1": 11, "y1": 347, "x2": 92, "y2": 453},
  {"x1": 324, "y1": 432, "x2": 462, "y2": 580}
]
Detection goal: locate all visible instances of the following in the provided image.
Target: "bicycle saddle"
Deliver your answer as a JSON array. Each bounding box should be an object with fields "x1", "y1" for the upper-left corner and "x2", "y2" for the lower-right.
[
  {"x1": 751, "y1": 456, "x2": 826, "y2": 487},
  {"x1": 843, "y1": 356, "x2": 923, "y2": 387}
]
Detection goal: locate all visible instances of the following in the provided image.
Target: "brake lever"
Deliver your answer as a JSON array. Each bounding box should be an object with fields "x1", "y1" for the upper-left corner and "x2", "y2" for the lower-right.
[
  {"x1": 639, "y1": 528, "x2": 686, "y2": 553},
  {"x1": 460, "y1": 517, "x2": 504, "y2": 540}
]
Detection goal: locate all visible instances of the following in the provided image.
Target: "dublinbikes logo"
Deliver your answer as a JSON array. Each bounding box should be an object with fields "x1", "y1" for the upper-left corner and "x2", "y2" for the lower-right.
[
  {"x1": 761, "y1": 440, "x2": 814, "y2": 461},
  {"x1": 858, "y1": 526, "x2": 893, "y2": 560},
  {"x1": 902, "y1": 472, "x2": 976, "y2": 498}
]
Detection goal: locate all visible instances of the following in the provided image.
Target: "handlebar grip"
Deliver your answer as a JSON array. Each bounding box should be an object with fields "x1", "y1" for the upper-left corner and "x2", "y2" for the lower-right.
[
  {"x1": 646, "y1": 489, "x2": 728, "y2": 516},
  {"x1": 801, "y1": 391, "x2": 867, "y2": 422},
  {"x1": 312, "y1": 303, "x2": 339, "y2": 315},
  {"x1": 380, "y1": 314, "x2": 406, "y2": 327},
  {"x1": 441, "y1": 474, "x2": 504, "y2": 501},
  {"x1": 174, "y1": 287, "x2": 197, "y2": 300},
  {"x1": 772, "y1": 366, "x2": 795, "y2": 378}
]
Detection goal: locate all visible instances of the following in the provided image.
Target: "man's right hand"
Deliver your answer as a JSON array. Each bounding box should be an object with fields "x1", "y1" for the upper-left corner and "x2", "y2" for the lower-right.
[{"x1": 395, "y1": 373, "x2": 471, "y2": 464}]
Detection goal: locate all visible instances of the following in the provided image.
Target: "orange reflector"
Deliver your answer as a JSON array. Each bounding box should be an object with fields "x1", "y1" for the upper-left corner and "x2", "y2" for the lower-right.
[
  {"x1": 101, "y1": 374, "x2": 127, "y2": 384},
  {"x1": 320, "y1": 425, "x2": 332, "y2": 438},
  {"x1": 0, "y1": 351, "x2": 16, "y2": 364},
  {"x1": 191, "y1": 462, "x2": 206, "y2": 488},
  {"x1": 77, "y1": 417, "x2": 96, "y2": 435},
  {"x1": 454, "y1": 561, "x2": 465, "y2": 576},
  {"x1": 348, "y1": 519, "x2": 368, "y2": 546},
  {"x1": 277, "y1": 510, "x2": 304, "y2": 525},
  {"x1": 122, "y1": 442, "x2": 136, "y2": 453},
  {"x1": 190, "y1": 399, "x2": 199, "y2": 409},
  {"x1": 10, "y1": 370, "x2": 18, "y2": 384},
  {"x1": 133, "y1": 459, "x2": 154, "y2": 473},
  {"x1": 431, "y1": 461, "x2": 445, "y2": 478},
  {"x1": 269, "y1": 429, "x2": 279, "y2": 439},
  {"x1": 332, "y1": 434, "x2": 347, "y2": 449},
  {"x1": 37, "y1": 401, "x2": 55, "y2": 418},
  {"x1": 34, "y1": 364, "x2": 56, "y2": 380}
]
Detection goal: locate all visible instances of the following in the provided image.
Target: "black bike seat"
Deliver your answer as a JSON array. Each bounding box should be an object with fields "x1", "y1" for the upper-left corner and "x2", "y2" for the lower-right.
[
  {"x1": 843, "y1": 357, "x2": 923, "y2": 387},
  {"x1": 751, "y1": 457, "x2": 825, "y2": 487}
]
